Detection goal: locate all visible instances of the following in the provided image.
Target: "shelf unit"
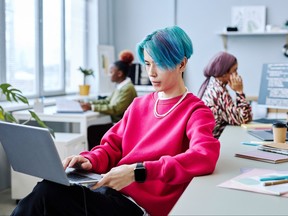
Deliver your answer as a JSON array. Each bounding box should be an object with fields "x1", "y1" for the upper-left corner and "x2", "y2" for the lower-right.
[{"x1": 217, "y1": 31, "x2": 288, "y2": 50}]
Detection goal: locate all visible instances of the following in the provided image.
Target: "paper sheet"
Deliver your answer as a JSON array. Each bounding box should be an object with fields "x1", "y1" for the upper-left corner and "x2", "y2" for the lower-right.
[{"x1": 218, "y1": 168, "x2": 288, "y2": 196}]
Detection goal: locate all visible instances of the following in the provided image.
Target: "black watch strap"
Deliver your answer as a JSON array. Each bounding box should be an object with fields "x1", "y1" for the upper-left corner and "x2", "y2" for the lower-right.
[
  {"x1": 136, "y1": 163, "x2": 144, "y2": 168},
  {"x1": 134, "y1": 162, "x2": 146, "y2": 183}
]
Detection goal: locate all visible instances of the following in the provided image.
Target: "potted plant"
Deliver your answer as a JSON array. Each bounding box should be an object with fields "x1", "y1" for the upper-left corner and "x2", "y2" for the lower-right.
[
  {"x1": 0, "y1": 83, "x2": 54, "y2": 137},
  {"x1": 78, "y1": 66, "x2": 94, "y2": 95}
]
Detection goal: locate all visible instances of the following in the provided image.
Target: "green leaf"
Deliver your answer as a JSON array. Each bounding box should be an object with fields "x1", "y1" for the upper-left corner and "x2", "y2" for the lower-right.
[
  {"x1": 0, "y1": 107, "x2": 5, "y2": 121},
  {"x1": 0, "y1": 83, "x2": 29, "y2": 105},
  {"x1": 28, "y1": 111, "x2": 55, "y2": 138},
  {"x1": 1, "y1": 83, "x2": 54, "y2": 138},
  {"x1": 78, "y1": 67, "x2": 94, "y2": 77},
  {"x1": 4, "y1": 112, "x2": 18, "y2": 123},
  {"x1": 0, "y1": 108, "x2": 18, "y2": 123}
]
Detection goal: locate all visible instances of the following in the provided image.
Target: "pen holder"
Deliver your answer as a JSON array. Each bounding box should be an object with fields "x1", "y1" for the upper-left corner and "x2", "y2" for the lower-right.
[{"x1": 272, "y1": 122, "x2": 287, "y2": 144}]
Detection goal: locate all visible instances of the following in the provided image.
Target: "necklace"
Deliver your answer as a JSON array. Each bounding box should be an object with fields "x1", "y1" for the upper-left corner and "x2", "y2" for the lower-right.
[{"x1": 153, "y1": 87, "x2": 189, "y2": 118}]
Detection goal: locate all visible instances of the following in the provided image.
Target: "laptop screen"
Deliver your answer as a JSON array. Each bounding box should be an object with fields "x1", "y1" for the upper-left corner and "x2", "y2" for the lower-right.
[
  {"x1": 248, "y1": 130, "x2": 288, "y2": 141},
  {"x1": 257, "y1": 63, "x2": 288, "y2": 110}
]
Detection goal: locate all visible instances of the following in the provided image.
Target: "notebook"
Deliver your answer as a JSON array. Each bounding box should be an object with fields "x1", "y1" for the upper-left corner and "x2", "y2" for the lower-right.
[
  {"x1": 258, "y1": 143, "x2": 288, "y2": 156},
  {"x1": 0, "y1": 121, "x2": 102, "y2": 186},
  {"x1": 248, "y1": 129, "x2": 288, "y2": 141},
  {"x1": 252, "y1": 118, "x2": 286, "y2": 124},
  {"x1": 56, "y1": 99, "x2": 84, "y2": 113},
  {"x1": 235, "y1": 149, "x2": 288, "y2": 164}
]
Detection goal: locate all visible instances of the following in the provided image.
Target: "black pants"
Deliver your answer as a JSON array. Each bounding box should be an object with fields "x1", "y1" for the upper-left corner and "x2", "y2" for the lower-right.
[{"x1": 11, "y1": 180, "x2": 144, "y2": 216}]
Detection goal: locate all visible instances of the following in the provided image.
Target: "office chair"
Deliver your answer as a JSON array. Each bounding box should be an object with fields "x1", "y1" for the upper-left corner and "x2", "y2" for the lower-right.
[{"x1": 87, "y1": 123, "x2": 113, "y2": 150}]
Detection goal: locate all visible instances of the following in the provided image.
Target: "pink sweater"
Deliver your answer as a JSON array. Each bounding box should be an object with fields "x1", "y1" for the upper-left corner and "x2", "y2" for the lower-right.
[{"x1": 81, "y1": 92, "x2": 220, "y2": 216}]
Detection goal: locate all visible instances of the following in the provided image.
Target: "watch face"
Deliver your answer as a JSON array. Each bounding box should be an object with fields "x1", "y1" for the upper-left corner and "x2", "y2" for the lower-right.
[{"x1": 135, "y1": 167, "x2": 146, "y2": 183}]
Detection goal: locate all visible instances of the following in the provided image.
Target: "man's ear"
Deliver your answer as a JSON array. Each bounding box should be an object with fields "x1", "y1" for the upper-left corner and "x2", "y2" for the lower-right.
[{"x1": 179, "y1": 57, "x2": 188, "y2": 70}]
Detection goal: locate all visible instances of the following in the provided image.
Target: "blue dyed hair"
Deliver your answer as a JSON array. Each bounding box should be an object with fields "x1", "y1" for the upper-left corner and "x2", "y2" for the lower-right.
[{"x1": 136, "y1": 26, "x2": 193, "y2": 70}]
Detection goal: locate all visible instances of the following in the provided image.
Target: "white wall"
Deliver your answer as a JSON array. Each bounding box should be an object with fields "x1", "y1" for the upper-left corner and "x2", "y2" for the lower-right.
[
  {"x1": 111, "y1": 0, "x2": 288, "y2": 97},
  {"x1": 112, "y1": 0, "x2": 176, "y2": 54}
]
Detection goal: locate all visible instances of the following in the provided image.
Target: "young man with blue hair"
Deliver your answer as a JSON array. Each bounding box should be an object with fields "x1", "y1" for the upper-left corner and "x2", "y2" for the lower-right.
[{"x1": 12, "y1": 26, "x2": 220, "y2": 216}]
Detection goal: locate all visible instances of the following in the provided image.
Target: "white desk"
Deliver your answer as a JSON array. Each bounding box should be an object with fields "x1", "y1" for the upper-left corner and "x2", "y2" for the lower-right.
[
  {"x1": 12, "y1": 106, "x2": 112, "y2": 146},
  {"x1": 170, "y1": 126, "x2": 288, "y2": 215}
]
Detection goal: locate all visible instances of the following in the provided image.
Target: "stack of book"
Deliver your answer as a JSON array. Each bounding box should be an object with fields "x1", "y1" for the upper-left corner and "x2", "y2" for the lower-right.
[
  {"x1": 241, "y1": 123, "x2": 272, "y2": 130},
  {"x1": 235, "y1": 143, "x2": 288, "y2": 164},
  {"x1": 258, "y1": 143, "x2": 288, "y2": 156}
]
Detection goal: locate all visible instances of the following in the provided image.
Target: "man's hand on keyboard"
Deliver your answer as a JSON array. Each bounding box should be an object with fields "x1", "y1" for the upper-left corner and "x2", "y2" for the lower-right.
[{"x1": 62, "y1": 155, "x2": 92, "y2": 171}]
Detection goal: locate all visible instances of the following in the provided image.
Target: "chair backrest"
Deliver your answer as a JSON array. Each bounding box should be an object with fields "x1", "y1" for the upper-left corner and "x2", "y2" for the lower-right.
[{"x1": 87, "y1": 123, "x2": 113, "y2": 150}]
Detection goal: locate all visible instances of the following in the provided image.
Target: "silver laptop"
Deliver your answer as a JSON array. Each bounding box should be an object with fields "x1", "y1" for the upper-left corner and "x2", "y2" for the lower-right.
[
  {"x1": 248, "y1": 129, "x2": 288, "y2": 141},
  {"x1": 0, "y1": 121, "x2": 102, "y2": 186},
  {"x1": 56, "y1": 99, "x2": 84, "y2": 113}
]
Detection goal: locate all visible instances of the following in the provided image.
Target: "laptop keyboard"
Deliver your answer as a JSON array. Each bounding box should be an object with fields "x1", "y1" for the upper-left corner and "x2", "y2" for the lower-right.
[{"x1": 67, "y1": 172, "x2": 96, "y2": 182}]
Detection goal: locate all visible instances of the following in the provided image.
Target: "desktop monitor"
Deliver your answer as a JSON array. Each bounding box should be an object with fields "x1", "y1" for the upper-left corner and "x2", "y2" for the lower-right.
[{"x1": 257, "y1": 63, "x2": 288, "y2": 110}]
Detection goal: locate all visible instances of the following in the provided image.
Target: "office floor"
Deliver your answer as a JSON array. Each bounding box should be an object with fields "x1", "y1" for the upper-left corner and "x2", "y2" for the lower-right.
[{"x1": 0, "y1": 188, "x2": 17, "y2": 216}]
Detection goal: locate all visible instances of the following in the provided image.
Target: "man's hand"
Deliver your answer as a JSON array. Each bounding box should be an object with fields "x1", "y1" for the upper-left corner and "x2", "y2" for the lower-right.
[
  {"x1": 90, "y1": 164, "x2": 137, "y2": 191},
  {"x1": 62, "y1": 155, "x2": 92, "y2": 171}
]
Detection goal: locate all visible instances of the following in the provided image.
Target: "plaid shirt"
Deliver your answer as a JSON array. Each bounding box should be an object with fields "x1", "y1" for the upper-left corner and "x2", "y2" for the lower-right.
[{"x1": 202, "y1": 77, "x2": 253, "y2": 138}]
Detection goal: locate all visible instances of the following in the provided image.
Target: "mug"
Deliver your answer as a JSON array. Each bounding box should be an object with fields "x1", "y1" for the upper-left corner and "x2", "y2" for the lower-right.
[{"x1": 272, "y1": 122, "x2": 287, "y2": 143}]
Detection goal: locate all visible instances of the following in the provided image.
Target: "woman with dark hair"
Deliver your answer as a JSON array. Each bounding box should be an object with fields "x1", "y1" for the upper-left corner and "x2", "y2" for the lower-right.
[
  {"x1": 81, "y1": 50, "x2": 137, "y2": 123},
  {"x1": 81, "y1": 50, "x2": 137, "y2": 149},
  {"x1": 198, "y1": 51, "x2": 252, "y2": 139}
]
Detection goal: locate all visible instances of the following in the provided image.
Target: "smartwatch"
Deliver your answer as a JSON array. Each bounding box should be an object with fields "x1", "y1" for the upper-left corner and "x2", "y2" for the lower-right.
[{"x1": 134, "y1": 162, "x2": 146, "y2": 183}]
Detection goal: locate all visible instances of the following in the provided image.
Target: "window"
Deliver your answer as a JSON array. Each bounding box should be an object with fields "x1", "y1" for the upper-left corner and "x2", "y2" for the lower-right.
[
  {"x1": 5, "y1": 0, "x2": 36, "y2": 96},
  {"x1": 43, "y1": 0, "x2": 63, "y2": 93},
  {"x1": 65, "y1": 0, "x2": 86, "y2": 93},
  {"x1": 1, "y1": 0, "x2": 86, "y2": 99}
]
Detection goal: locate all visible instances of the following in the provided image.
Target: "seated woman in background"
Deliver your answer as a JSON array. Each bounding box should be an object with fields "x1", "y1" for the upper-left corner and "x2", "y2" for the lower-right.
[
  {"x1": 198, "y1": 51, "x2": 253, "y2": 139},
  {"x1": 81, "y1": 50, "x2": 138, "y2": 149},
  {"x1": 81, "y1": 50, "x2": 137, "y2": 122}
]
